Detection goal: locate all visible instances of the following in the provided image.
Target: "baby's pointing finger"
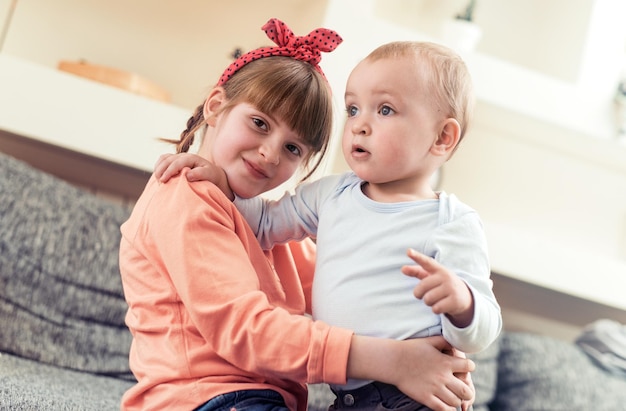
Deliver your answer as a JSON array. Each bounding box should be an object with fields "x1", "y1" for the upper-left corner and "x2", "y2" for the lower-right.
[
  {"x1": 406, "y1": 248, "x2": 437, "y2": 269},
  {"x1": 401, "y1": 264, "x2": 428, "y2": 280}
]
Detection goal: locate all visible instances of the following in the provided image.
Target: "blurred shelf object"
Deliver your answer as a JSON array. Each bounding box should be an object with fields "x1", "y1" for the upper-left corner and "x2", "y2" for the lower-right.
[{"x1": 58, "y1": 60, "x2": 170, "y2": 103}]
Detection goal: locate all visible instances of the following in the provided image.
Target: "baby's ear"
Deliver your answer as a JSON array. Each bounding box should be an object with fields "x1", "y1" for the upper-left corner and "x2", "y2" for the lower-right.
[
  {"x1": 203, "y1": 87, "x2": 226, "y2": 126},
  {"x1": 432, "y1": 118, "x2": 460, "y2": 158}
]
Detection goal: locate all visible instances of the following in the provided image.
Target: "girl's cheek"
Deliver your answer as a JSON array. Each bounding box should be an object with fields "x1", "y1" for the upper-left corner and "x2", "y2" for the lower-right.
[{"x1": 280, "y1": 163, "x2": 300, "y2": 183}]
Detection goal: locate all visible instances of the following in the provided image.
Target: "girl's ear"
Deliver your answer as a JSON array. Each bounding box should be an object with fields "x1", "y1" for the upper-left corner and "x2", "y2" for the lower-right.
[
  {"x1": 203, "y1": 87, "x2": 226, "y2": 127},
  {"x1": 431, "y1": 118, "x2": 461, "y2": 158}
]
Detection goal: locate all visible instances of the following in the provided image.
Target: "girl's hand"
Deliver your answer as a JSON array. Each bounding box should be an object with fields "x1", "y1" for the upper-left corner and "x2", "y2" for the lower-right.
[
  {"x1": 392, "y1": 337, "x2": 475, "y2": 411},
  {"x1": 154, "y1": 153, "x2": 211, "y2": 182},
  {"x1": 348, "y1": 335, "x2": 475, "y2": 411},
  {"x1": 401, "y1": 248, "x2": 474, "y2": 328},
  {"x1": 449, "y1": 348, "x2": 475, "y2": 411},
  {"x1": 154, "y1": 153, "x2": 233, "y2": 200}
]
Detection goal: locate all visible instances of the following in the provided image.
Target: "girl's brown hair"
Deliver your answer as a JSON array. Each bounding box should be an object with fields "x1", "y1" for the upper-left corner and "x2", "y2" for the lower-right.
[{"x1": 165, "y1": 56, "x2": 333, "y2": 181}]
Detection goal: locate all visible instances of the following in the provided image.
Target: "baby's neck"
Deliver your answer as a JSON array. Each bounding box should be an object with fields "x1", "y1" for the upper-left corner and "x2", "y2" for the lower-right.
[{"x1": 361, "y1": 181, "x2": 437, "y2": 203}]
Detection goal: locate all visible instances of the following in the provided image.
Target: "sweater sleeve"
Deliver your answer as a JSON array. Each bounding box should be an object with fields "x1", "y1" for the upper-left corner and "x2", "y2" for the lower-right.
[
  {"x1": 287, "y1": 239, "x2": 316, "y2": 315},
  {"x1": 234, "y1": 175, "x2": 345, "y2": 250},
  {"x1": 128, "y1": 174, "x2": 352, "y2": 385},
  {"x1": 429, "y1": 211, "x2": 502, "y2": 353}
]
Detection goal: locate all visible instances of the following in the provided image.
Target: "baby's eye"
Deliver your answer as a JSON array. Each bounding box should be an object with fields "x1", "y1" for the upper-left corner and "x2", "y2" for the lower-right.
[
  {"x1": 346, "y1": 105, "x2": 359, "y2": 117},
  {"x1": 286, "y1": 143, "x2": 302, "y2": 157},
  {"x1": 252, "y1": 117, "x2": 268, "y2": 131},
  {"x1": 379, "y1": 105, "x2": 395, "y2": 116}
]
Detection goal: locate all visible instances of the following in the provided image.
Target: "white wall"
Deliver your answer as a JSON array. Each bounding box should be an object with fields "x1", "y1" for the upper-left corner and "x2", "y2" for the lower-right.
[
  {"x1": 373, "y1": 0, "x2": 595, "y2": 84},
  {"x1": 446, "y1": 103, "x2": 626, "y2": 260},
  {"x1": 0, "y1": 0, "x2": 327, "y2": 109}
]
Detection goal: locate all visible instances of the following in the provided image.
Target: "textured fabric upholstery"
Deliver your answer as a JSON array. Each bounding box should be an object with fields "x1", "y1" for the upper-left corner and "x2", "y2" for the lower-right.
[
  {"x1": 0, "y1": 352, "x2": 133, "y2": 410},
  {"x1": 0, "y1": 152, "x2": 133, "y2": 379},
  {"x1": 490, "y1": 331, "x2": 626, "y2": 411}
]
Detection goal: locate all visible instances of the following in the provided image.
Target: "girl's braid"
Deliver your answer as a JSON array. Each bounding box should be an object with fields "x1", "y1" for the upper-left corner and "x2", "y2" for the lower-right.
[
  {"x1": 176, "y1": 104, "x2": 204, "y2": 153},
  {"x1": 160, "y1": 103, "x2": 205, "y2": 153}
]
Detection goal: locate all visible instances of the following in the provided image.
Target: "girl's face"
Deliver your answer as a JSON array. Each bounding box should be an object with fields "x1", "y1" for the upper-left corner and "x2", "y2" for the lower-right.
[{"x1": 204, "y1": 95, "x2": 311, "y2": 199}]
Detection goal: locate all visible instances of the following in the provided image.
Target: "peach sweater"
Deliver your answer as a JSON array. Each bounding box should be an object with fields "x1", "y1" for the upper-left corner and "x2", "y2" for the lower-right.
[{"x1": 119, "y1": 172, "x2": 352, "y2": 411}]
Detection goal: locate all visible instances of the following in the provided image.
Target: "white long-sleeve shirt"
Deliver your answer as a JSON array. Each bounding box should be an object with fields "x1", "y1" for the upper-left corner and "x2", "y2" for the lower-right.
[{"x1": 236, "y1": 172, "x2": 502, "y2": 389}]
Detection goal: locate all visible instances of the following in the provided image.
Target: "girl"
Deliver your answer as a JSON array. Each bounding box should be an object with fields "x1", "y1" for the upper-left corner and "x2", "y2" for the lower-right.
[{"x1": 119, "y1": 19, "x2": 474, "y2": 411}]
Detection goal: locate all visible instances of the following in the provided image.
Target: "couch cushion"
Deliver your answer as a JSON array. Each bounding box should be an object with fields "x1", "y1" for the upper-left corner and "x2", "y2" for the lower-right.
[
  {"x1": 0, "y1": 352, "x2": 133, "y2": 410},
  {"x1": 491, "y1": 331, "x2": 626, "y2": 411},
  {"x1": 468, "y1": 335, "x2": 500, "y2": 411},
  {"x1": 0, "y1": 152, "x2": 133, "y2": 380}
]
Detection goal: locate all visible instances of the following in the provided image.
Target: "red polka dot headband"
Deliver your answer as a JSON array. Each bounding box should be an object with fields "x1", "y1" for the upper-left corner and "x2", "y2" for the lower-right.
[{"x1": 218, "y1": 18, "x2": 343, "y2": 85}]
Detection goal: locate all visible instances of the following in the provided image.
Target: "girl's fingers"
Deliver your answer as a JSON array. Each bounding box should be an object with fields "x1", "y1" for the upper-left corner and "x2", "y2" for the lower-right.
[
  {"x1": 154, "y1": 154, "x2": 174, "y2": 179},
  {"x1": 444, "y1": 377, "x2": 474, "y2": 405},
  {"x1": 425, "y1": 335, "x2": 454, "y2": 353},
  {"x1": 160, "y1": 162, "x2": 185, "y2": 182}
]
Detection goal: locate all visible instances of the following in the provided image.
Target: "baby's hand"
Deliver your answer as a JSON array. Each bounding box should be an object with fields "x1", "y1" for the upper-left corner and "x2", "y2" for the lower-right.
[
  {"x1": 154, "y1": 153, "x2": 232, "y2": 200},
  {"x1": 401, "y1": 249, "x2": 474, "y2": 328}
]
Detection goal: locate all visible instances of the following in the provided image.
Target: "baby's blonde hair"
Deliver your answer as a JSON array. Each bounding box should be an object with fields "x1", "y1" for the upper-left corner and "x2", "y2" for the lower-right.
[
  {"x1": 366, "y1": 41, "x2": 474, "y2": 147},
  {"x1": 167, "y1": 56, "x2": 333, "y2": 181}
]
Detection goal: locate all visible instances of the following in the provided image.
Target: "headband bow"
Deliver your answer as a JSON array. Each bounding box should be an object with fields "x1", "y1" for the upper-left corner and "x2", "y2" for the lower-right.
[{"x1": 218, "y1": 18, "x2": 343, "y2": 85}]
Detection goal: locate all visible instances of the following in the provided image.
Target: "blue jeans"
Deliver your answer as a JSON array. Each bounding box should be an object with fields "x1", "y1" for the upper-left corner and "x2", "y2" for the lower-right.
[
  {"x1": 330, "y1": 382, "x2": 466, "y2": 411},
  {"x1": 194, "y1": 389, "x2": 289, "y2": 411}
]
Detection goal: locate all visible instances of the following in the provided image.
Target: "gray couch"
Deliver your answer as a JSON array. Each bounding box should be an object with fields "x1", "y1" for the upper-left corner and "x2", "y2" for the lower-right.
[{"x1": 2, "y1": 151, "x2": 626, "y2": 410}]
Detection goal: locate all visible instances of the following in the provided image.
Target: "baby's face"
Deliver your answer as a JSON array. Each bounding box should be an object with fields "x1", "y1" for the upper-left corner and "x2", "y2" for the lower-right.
[{"x1": 342, "y1": 56, "x2": 443, "y2": 188}]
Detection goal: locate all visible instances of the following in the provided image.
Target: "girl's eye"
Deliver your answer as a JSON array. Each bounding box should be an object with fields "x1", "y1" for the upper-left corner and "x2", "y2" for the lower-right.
[
  {"x1": 285, "y1": 144, "x2": 302, "y2": 157},
  {"x1": 380, "y1": 105, "x2": 394, "y2": 116},
  {"x1": 346, "y1": 105, "x2": 358, "y2": 117},
  {"x1": 252, "y1": 117, "x2": 268, "y2": 131}
]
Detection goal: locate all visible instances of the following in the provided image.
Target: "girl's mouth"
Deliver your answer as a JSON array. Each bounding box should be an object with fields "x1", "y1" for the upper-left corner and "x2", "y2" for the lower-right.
[{"x1": 244, "y1": 159, "x2": 268, "y2": 179}]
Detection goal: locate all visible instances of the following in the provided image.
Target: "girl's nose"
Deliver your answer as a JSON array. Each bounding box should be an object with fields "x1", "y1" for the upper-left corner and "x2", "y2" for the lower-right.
[{"x1": 259, "y1": 141, "x2": 280, "y2": 165}]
